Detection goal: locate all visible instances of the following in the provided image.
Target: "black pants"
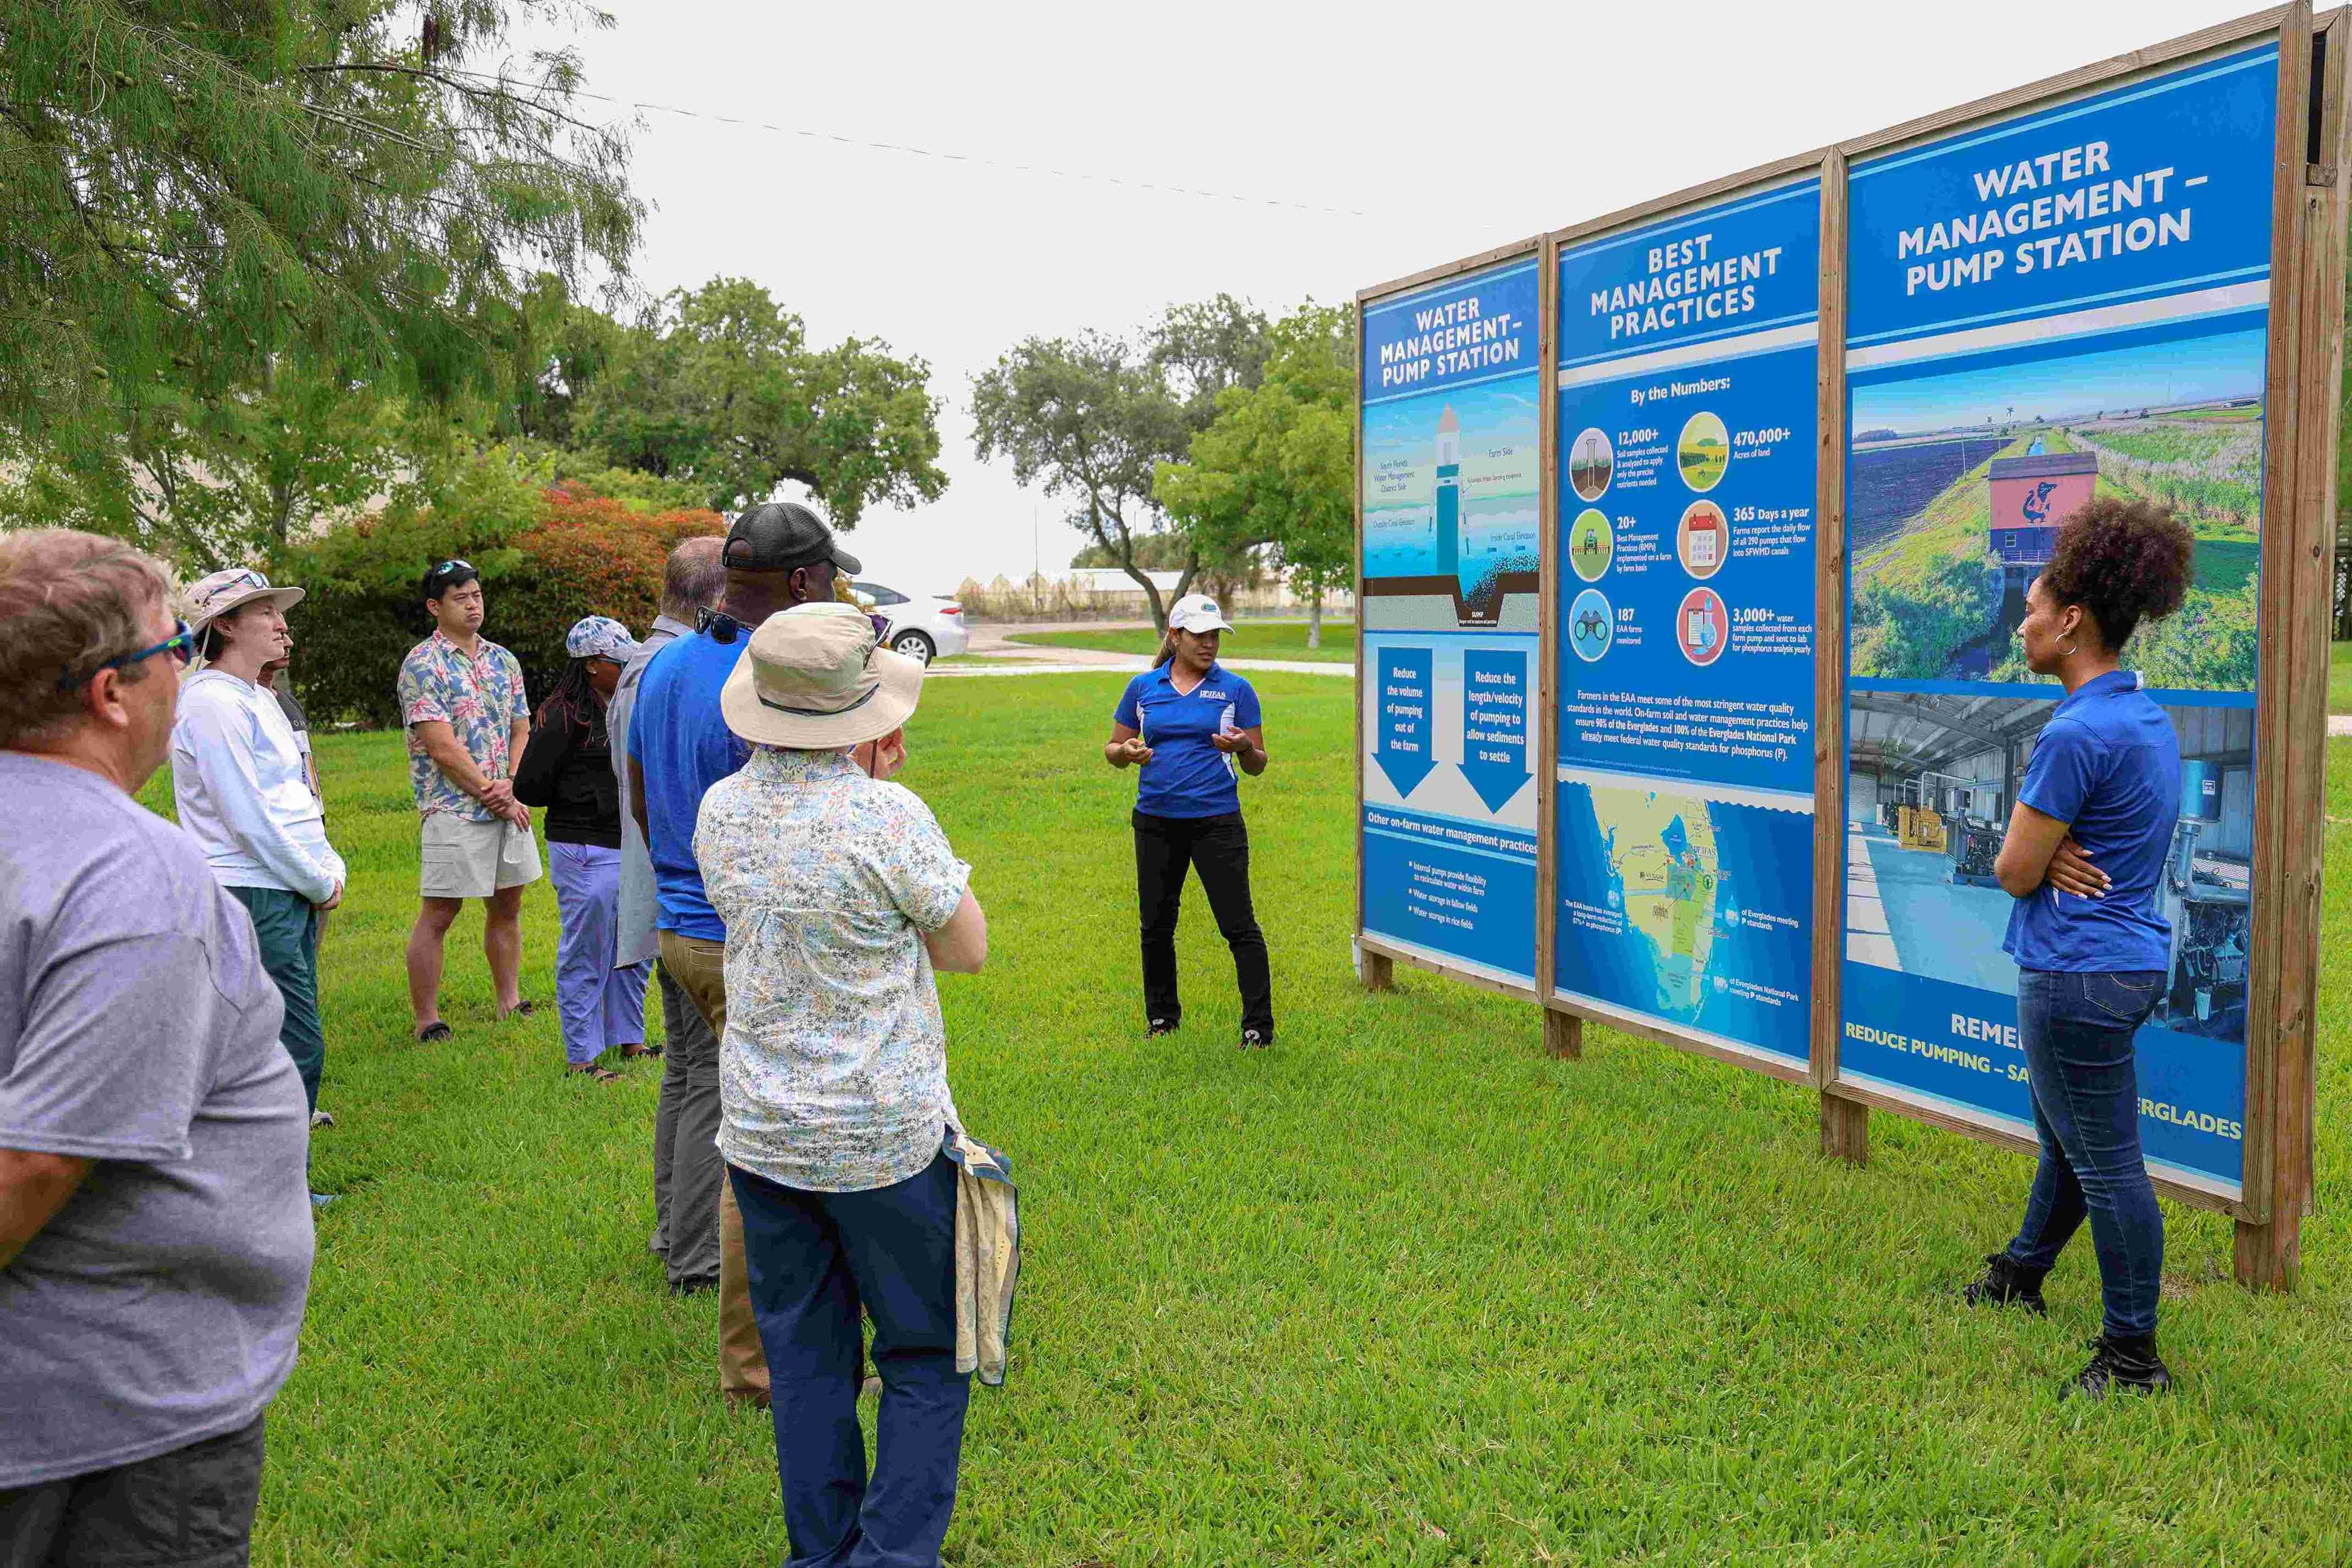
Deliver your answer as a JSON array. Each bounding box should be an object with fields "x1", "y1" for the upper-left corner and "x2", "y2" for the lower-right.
[
  {"x1": 0, "y1": 1415, "x2": 265, "y2": 1568},
  {"x1": 1133, "y1": 810, "x2": 1274, "y2": 1039}
]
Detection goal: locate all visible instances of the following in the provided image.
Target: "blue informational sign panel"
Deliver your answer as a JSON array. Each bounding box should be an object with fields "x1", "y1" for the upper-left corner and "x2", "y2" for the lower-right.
[
  {"x1": 1839, "y1": 43, "x2": 2277, "y2": 1198},
  {"x1": 1549, "y1": 181, "x2": 1821, "y2": 1067},
  {"x1": 1360, "y1": 256, "x2": 1542, "y2": 987}
]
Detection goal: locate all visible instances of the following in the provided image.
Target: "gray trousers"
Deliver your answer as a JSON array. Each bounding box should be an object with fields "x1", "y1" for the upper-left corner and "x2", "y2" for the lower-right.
[{"x1": 648, "y1": 959, "x2": 724, "y2": 1288}]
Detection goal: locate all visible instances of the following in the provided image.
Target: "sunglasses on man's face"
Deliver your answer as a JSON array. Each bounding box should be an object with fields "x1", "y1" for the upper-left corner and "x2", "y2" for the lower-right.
[{"x1": 61, "y1": 620, "x2": 197, "y2": 691}]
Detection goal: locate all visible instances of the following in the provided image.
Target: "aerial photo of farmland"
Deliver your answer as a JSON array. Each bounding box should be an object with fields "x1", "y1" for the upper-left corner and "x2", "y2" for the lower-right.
[{"x1": 1847, "y1": 326, "x2": 2264, "y2": 692}]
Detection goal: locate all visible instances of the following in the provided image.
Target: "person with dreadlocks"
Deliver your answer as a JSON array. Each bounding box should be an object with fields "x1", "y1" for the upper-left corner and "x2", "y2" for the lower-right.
[{"x1": 515, "y1": 617, "x2": 654, "y2": 1082}]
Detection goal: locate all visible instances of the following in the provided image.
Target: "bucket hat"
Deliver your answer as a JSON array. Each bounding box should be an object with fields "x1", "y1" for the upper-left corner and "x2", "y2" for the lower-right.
[
  {"x1": 565, "y1": 615, "x2": 641, "y2": 663},
  {"x1": 183, "y1": 567, "x2": 305, "y2": 632},
  {"x1": 720, "y1": 602, "x2": 922, "y2": 750}
]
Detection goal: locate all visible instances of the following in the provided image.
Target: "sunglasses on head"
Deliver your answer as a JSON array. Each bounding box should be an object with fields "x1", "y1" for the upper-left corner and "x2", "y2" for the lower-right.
[{"x1": 60, "y1": 619, "x2": 197, "y2": 691}]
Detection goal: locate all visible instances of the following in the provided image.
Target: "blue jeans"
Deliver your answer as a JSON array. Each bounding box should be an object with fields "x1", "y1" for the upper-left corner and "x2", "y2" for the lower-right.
[
  {"x1": 2005, "y1": 969, "x2": 2166, "y2": 1338},
  {"x1": 728, "y1": 1153, "x2": 971, "y2": 1568}
]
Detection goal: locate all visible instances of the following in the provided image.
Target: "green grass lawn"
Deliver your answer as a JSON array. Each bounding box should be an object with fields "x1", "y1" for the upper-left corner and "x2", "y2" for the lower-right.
[
  {"x1": 133, "y1": 682, "x2": 2352, "y2": 1565},
  {"x1": 1010, "y1": 620, "x2": 1356, "y2": 663}
]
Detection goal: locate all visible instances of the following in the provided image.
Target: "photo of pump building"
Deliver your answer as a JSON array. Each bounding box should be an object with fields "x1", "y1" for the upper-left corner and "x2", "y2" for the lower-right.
[{"x1": 1845, "y1": 690, "x2": 2252, "y2": 1041}]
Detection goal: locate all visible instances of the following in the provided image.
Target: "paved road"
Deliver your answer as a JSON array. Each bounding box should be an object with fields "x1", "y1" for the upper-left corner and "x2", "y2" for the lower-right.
[
  {"x1": 2332, "y1": 714, "x2": 2352, "y2": 738},
  {"x1": 936, "y1": 619, "x2": 1349, "y2": 680}
]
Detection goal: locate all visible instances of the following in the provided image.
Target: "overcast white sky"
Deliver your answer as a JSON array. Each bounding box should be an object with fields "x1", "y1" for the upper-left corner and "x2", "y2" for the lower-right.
[{"x1": 537, "y1": 0, "x2": 2272, "y2": 597}]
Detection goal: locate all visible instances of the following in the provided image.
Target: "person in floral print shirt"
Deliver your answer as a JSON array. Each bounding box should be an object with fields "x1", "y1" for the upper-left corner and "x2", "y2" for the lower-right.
[{"x1": 394, "y1": 560, "x2": 541, "y2": 1043}]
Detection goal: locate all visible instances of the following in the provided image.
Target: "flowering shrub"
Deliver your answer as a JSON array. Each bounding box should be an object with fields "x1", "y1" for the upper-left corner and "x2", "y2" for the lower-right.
[{"x1": 275, "y1": 460, "x2": 724, "y2": 727}]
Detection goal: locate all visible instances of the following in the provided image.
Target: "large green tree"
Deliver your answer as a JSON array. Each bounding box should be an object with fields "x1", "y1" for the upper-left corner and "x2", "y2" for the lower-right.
[
  {"x1": 971, "y1": 329, "x2": 1193, "y2": 630},
  {"x1": 1, "y1": 0, "x2": 641, "y2": 534},
  {"x1": 0, "y1": 360, "x2": 420, "y2": 567},
  {"x1": 571, "y1": 277, "x2": 949, "y2": 522},
  {"x1": 1156, "y1": 302, "x2": 1353, "y2": 645},
  {"x1": 974, "y1": 298, "x2": 1272, "y2": 633}
]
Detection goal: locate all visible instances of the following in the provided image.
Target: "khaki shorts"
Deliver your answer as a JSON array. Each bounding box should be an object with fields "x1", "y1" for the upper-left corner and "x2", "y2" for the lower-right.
[{"x1": 420, "y1": 812, "x2": 543, "y2": 900}]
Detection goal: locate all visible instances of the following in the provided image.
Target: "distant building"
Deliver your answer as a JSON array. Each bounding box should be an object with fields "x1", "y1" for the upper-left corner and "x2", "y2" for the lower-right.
[
  {"x1": 1987, "y1": 449, "x2": 2098, "y2": 642},
  {"x1": 1987, "y1": 450, "x2": 2097, "y2": 574}
]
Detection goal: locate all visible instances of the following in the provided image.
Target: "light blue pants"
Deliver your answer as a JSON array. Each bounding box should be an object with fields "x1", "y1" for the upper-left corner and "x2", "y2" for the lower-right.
[{"x1": 548, "y1": 840, "x2": 652, "y2": 1066}]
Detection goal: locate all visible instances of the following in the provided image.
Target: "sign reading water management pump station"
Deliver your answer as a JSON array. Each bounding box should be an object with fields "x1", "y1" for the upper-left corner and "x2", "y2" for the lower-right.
[
  {"x1": 1359, "y1": 256, "x2": 1542, "y2": 988},
  {"x1": 1354, "y1": 5, "x2": 2339, "y2": 1289}
]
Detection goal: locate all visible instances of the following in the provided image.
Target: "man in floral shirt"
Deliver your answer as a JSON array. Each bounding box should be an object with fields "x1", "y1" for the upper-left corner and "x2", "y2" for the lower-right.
[{"x1": 395, "y1": 559, "x2": 540, "y2": 1043}]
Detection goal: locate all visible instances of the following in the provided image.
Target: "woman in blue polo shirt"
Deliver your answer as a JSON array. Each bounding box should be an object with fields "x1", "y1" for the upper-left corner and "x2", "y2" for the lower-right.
[
  {"x1": 1104, "y1": 595, "x2": 1273, "y2": 1047},
  {"x1": 1962, "y1": 496, "x2": 2195, "y2": 1400}
]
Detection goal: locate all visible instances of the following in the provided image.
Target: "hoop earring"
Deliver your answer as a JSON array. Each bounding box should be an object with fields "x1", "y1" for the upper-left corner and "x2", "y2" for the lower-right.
[{"x1": 2059, "y1": 636, "x2": 2078, "y2": 657}]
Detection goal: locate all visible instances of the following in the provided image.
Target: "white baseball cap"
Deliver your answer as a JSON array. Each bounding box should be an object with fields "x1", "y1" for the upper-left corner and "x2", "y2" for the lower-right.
[{"x1": 1167, "y1": 594, "x2": 1234, "y2": 635}]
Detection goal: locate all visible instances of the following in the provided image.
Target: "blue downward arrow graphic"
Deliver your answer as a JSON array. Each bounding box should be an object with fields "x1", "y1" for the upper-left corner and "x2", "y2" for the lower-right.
[
  {"x1": 1373, "y1": 647, "x2": 1437, "y2": 797},
  {"x1": 1457, "y1": 647, "x2": 1530, "y2": 813}
]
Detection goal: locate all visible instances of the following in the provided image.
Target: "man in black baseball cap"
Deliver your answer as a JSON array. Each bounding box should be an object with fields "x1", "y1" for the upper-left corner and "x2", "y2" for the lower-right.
[
  {"x1": 625, "y1": 498, "x2": 861, "y2": 1410},
  {"x1": 722, "y1": 501, "x2": 861, "y2": 582}
]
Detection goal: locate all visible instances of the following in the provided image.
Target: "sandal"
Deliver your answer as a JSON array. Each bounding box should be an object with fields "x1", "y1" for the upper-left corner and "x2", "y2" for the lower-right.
[
  {"x1": 415, "y1": 1021, "x2": 453, "y2": 1043},
  {"x1": 499, "y1": 1000, "x2": 536, "y2": 1021},
  {"x1": 619, "y1": 1043, "x2": 662, "y2": 1060},
  {"x1": 567, "y1": 1064, "x2": 620, "y2": 1082}
]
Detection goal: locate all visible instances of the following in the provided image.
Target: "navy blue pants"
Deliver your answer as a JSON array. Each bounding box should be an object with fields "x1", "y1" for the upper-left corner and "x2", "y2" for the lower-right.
[
  {"x1": 728, "y1": 1154, "x2": 971, "y2": 1568},
  {"x1": 2004, "y1": 969, "x2": 2167, "y2": 1338}
]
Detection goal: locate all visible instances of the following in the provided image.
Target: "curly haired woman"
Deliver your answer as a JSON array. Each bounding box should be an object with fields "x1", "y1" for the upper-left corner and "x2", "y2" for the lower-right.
[{"x1": 1961, "y1": 495, "x2": 2196, "y2": 1399}]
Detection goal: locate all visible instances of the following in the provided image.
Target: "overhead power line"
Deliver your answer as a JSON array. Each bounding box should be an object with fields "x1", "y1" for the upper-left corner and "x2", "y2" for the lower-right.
[{"x1": 442, "y1": 68, "x2": 1368, "y2": 221}]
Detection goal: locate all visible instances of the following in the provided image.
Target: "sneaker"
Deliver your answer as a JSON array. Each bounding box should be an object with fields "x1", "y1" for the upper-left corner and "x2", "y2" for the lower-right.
[
  {"x1": 310, "y1": 1109, "x2": 336, "y2": 1130},
  {"x1": 1960, "y1": 1252, "x2": 2047, "y2": 1314},
  {"x1": 309, "y1": 1192, "x2": 337, "y2": 1209},
  {"x1": 1146, "y1": 1019, "x2": 1178, "y2": 1038},
  {"x1": 1240, "y1": 1028, "x2": 1270, "y2": 1049},
  {"x1": 2063, "y1": 1333, "x2": 2172, "y2": 1399}
]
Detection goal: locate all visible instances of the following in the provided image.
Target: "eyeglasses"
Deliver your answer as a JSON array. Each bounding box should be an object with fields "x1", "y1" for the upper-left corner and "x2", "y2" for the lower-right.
[{"x1": 61, "y1": 619, "x2": 197, "y2": 690}]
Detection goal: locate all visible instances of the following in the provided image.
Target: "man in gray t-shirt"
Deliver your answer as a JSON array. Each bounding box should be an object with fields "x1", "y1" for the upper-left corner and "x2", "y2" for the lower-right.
[{"x1": 0, "y1": 529, "x2": 312, "y2": 1560}]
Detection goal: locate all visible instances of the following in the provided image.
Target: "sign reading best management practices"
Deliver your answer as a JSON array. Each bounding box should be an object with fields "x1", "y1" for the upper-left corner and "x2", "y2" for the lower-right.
[{"x1": 1549, "y1": 181, "x2": 1821, "y2": 1069}]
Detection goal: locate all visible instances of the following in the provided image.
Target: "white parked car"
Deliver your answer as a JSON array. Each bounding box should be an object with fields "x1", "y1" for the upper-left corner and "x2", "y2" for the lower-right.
[{"x1": 850, "y1": 581, "x2": 968, "y2": 664}]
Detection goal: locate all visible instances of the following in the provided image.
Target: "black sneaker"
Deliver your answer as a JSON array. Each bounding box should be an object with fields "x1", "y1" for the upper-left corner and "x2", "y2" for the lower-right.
[
  {"x1": 2064, "y1": 1333, "x2": 2172, "y2": 1399},
  {"x1": 1960, "y1": 1252, "x2": 2048, "y2": 1314},
  {"x1": 1239, "y1": 1028, "x2": 1271, "y2": 1049},
  {"x1": 1146, "y1": 1019, "x2": 1178, "y2": 1038}
]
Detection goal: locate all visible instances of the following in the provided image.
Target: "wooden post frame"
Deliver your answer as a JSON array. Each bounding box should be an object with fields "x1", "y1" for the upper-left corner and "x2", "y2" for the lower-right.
[{"x1": 1351, "y1": 5, "x2": 2336, "y2": 1289}]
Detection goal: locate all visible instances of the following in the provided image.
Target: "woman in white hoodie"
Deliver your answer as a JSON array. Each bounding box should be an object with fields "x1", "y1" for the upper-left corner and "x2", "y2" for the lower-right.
[{"x1": 172, "y1": 569, "x2": 347, "y2": 1179}]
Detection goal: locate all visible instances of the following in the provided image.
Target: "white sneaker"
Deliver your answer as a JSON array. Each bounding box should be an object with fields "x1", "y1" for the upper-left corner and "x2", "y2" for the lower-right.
[{"x1": 310, "y1": 1109, "x2": 336, "y2": 1129}]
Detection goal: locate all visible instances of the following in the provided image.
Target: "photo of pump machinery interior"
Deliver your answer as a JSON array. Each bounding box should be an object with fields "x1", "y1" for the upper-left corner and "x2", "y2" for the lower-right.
[{"x1": 1845, "y1": 692, "x2": 2254, "y2": 1041}]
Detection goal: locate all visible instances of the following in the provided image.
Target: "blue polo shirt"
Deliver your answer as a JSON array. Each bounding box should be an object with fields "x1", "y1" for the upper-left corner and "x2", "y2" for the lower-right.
[
  {"x1": 627, "y1": 629, "x2": 751, "y2": 941},
  {"x1": 1114, "y1": 662, "x2": 1261, "y2": 819},
  {"x1": 2002, "y1": 669, "x2": 2180, "y2": 973}
]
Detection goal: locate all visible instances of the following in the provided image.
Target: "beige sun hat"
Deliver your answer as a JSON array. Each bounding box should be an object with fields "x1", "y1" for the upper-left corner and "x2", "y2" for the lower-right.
[
  {"x1": 720, "y1": 601, "x2": 924, "y2": 750},
  {"x1": 183, "y1": 566, "x2": 305, "y2": 632}
]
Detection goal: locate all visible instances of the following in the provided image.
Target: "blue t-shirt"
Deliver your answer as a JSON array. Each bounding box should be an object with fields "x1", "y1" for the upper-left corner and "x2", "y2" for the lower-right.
[
  {"x1": 1114, "y1": 662, "x2": 1262, "y2": 819},
  {"x1": 627, "y1": 630, "x2": 751, "y2": 940},
  {"x1": 2002, "y1": 670, "x2": 2179, "y2": 973}
]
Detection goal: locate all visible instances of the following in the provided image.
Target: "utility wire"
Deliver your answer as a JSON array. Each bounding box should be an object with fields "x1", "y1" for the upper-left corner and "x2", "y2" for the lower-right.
[{"x1": 439, "y1": 67, "x2": 1369, "y2": 221}]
